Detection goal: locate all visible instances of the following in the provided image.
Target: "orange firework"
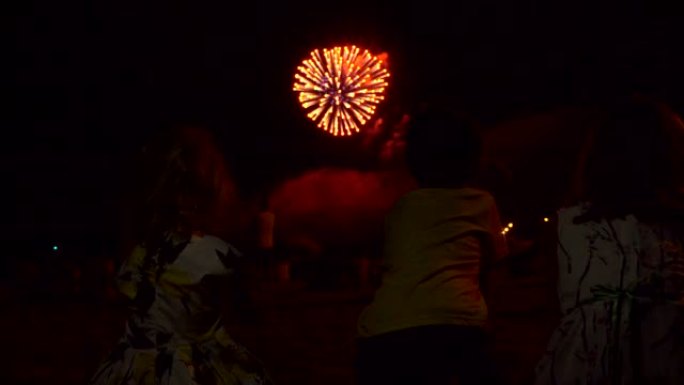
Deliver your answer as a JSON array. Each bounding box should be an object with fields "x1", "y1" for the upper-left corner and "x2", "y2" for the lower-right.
[{"x1": 293, "y1": 46, "x2": 390, "y2": 136}]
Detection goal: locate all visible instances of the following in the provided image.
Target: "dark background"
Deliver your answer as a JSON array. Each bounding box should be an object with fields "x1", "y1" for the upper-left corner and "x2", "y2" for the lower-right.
[
  {"x1": 5, "y1": 0, "x2": 684, "y2": 249},
  {"x1": 4, "y1": 2, "x2": 684, "y2": 384}
]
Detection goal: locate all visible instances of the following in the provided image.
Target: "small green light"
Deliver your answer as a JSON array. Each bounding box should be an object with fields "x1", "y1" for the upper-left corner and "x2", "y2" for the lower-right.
[{"x1": 53, "y1": 245, "x2": 59, "y2": 251}]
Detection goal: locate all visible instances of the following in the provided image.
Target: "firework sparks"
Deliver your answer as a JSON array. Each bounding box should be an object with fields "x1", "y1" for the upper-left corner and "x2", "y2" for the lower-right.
[{"x1": 293, "y1": 46, "x2": 390, "y2": 136}]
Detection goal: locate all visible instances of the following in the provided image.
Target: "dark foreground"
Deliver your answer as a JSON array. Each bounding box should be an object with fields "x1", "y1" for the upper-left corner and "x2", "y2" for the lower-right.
[{"x1": 0, "y1": 248, "x2": 558, "y2": 385}]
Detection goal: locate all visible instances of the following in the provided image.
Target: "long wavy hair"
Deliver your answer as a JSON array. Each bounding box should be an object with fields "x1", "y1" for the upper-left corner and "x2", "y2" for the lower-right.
[
  {"x1": 571, "y1": 94, "x2": 684, "y2": 223},
  {"x1": 131, "y1": 126, "x2": 237, "y2": 250}
]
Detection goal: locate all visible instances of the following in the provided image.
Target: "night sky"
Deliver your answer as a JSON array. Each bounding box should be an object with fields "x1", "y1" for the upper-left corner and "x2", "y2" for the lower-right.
[{"x1": 6, "y1": 1, "x2": 684, "y2": 246}]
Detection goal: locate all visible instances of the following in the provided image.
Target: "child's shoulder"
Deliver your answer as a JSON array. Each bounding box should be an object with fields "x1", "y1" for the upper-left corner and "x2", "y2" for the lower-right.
[
  {"x1": 391, "y1": 188, "x2": 497, "y2": 223},
  {"x1": 174, "y1": 234, "x2": 243, "y2": 277},
  {"x1": 195, "y1": 233, "x2": 228, "y2": 248},
  {"x1": 192, "y1": 234, "x2": 243, "y2": 259}
]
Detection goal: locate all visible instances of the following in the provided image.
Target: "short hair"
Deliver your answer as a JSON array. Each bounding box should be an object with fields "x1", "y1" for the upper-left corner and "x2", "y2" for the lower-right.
[{"x1": 404, "y1": 107, "x2": 483, "y2": 188}]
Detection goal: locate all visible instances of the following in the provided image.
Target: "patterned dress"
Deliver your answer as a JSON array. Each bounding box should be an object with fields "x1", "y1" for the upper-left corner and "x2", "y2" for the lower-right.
[
  {"x1": 535, "y1": 204, "x2": 684, "y2": 385},
  {"x1": 89, "y1": 234, "x2": 272, "y2": 385}
]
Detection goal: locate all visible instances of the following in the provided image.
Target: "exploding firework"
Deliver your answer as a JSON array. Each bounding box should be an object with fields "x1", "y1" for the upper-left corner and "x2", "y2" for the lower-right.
[{"x1": 293, "y1": 46, "x2": 390, "y2": 136}]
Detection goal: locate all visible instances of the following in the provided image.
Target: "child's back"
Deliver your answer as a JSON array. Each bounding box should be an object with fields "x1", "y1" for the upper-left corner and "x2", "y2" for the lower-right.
[
  {"x1": 89, "y1": 126, "x2": 272, "y2": 384},
  {"x1": 355, "y1": 106, "x2": 506, "y2": 385},
  {"x1": 91, "y1": 234, "x2": 272, "y2": 384},
  {"x1": 359, "y1": 187, "x2": 506, "y2": 337}
]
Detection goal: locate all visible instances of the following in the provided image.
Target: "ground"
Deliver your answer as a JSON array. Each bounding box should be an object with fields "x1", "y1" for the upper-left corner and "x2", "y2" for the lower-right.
[{"x1": 1, "y1": 247, "x2": 559, "y2": 385}]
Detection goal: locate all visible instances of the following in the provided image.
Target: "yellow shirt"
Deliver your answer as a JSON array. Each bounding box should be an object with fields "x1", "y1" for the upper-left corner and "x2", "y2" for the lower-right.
[{"x1": 358, "y1": 188, "x2": 507, "y2": 337}]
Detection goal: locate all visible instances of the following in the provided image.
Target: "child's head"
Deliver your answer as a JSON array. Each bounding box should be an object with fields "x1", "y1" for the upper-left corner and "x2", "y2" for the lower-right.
[
  {"x1": 135, "y1": 126, "x2": 237, "y2": 242},
  {"x1": 404, "y1": 106, "x2": 482, "y2": 188},
  {"x1": 572, "y1": 94, "x2": 684, "y2": 219}
]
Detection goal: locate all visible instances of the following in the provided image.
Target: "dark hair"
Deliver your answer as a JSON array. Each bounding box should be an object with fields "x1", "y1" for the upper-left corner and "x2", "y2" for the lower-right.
[
  {"x1": 572, "y1": 94, "x2": 684, "y2": 222},
  {"x1": 404, "y1": 106, "x2": 482, "y2": 188},
  {"x1": 131, "y1": 126, "x2": 236, "y2": 248}
]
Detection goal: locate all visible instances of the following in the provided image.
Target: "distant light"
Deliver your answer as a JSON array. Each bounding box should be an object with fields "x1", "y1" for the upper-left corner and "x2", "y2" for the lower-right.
[
  {"x1": 507, "y1": 222, "x2": 514, "y2": 228},
  {"x1": 543, "y1": 217, "x2": 549, "y2": 222},
  {"x1": 52, "y1": 245, "x2": 59, "y2": 251}
]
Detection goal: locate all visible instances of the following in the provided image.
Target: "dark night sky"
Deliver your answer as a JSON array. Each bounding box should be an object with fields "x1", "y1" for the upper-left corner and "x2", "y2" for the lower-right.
[{"x1": 5, "y1": 1, "x2": 684, "y2": 244}]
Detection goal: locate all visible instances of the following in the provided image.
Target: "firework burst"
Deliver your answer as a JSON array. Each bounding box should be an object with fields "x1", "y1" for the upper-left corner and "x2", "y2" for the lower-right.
[{"x1": 293, "y1": 46, "x2": 390, "y2": 136}]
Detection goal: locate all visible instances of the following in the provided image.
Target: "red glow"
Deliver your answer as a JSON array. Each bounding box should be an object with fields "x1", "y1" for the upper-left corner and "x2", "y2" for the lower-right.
[{"x1": 269, "y1": 168, "x2": 415, "y2": 249}]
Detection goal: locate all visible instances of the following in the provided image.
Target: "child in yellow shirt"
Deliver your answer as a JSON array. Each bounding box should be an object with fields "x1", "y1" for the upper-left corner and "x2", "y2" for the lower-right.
[{"x1": 356, "y1": 107, "x2": 507, "y2": 385}]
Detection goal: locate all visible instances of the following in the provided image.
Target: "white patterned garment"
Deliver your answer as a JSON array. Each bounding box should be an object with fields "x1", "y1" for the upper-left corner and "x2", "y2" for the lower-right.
[
  {"x1": 535, "y1": 204, "x2": 684, "y2": 385},
  {"x1": 89, "y1": 234, "x2": 272, "y2": 385}
]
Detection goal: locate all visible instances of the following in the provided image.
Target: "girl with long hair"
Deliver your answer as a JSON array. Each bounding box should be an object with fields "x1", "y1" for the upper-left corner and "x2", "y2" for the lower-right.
[
  {"x1": 534, "y1": 95, "x2": 684, "y2": 384},
  {"x1": 90, "y1": 126, "x2": 272, "y2": 385}
]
